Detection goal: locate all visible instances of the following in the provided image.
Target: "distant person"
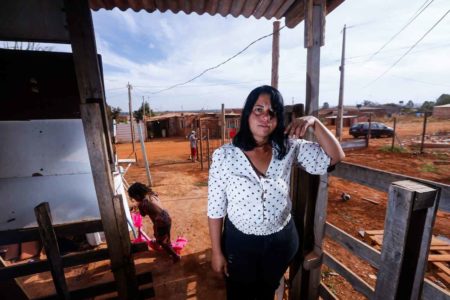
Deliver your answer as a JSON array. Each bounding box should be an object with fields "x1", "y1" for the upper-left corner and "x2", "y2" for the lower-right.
[
  {"x1": 207, "y1": 85, "x2": 345, "y2": 299},
  {"x1": 128, "y1": 182, "x2": 180, "y2": 262},
  {"x1": 188, "y1": 130, "x2": 198, "y2": 162}
]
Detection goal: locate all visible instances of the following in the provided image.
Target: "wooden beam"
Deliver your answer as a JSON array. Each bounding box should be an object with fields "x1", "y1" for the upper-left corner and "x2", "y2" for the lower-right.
[
  {"x1": 264, "y1": 1, "x2": 286, "y2": 19},
  {"x1": 304, "y1": 1, "x2": 324, "y2": 117},
  {"x1": 78, "y1": 103, "x2": 138, "y2": 299},
  {"x1": 325, "y1": 222, "x2": 381, "y2": 268},
  {"x1": 0, "y1": 0, "x2": 70, "y2": 43},
  {"x1": 36, "y1": 271, "x2": 153, "y2": 300},
  {"x1": 0, "y1": 219, "x2": 103, "y2": 246},
  {"x1": 323, "y1": 251, "x2": 375, "y2": 298},
  {"x1": 275, "y1": 0, "x2": 296, "y2": 19},
  {"x1": 271, "y1": 21, "x2": 280, "y2": 89},
  {"x1": 253, "y1": 0, "x2": 272, "y2": 19},
  {"x1": 374, "y1": 180, "x2": 438, "y2": 300},
  {"x1": 0, "y1": 243, "x2": 147, "y2": 281},
  {"x1": 64, "y1": 0, "x2": 114, "y2": 165},
  {"x1": 34, "y1": 203, "x2": 70, "y2": 299},
  {"x1": 285, "y1": 0, "x2": 305, "y2": 29},
  {"x1": 332, "y1": 162, "x2": 450, "y2": 212},
  {"x1": 423, "y1": 278, "x2": 450, "y2": 300},
  {"x1": 318, "y1": 282, "x2": 338, "y2": 300}
]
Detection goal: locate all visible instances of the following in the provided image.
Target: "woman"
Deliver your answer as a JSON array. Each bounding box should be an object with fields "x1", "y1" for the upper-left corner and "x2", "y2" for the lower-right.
[{"x1": 207, "y1": 86, "x2": 344, "y2": 299}]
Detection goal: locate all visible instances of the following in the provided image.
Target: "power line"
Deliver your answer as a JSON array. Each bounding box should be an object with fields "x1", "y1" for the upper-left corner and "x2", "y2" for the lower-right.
[
  {"x1": 150, "y1": 25, "x2": 286, "y2": 95},
  {"x1": 366, "y1": 0, "x2": 435, "y2": 62},
  {"x1": 366, "y1": 8, "x2": 450, "y2": 86}
]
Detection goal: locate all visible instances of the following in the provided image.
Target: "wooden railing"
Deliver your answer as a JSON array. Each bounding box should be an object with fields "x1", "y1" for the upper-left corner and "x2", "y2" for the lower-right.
[
  {"x1": 0, "y1": 198, "x2": 153, "y2": 299},
  {"x1": 289, "y1": 161, "x2": 450, "y2": 300}
]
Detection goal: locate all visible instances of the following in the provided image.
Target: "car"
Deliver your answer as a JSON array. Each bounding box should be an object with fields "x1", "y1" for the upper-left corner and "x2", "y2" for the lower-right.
[{"x1": 349, "y1": 122, "x2": 394, "y2": 138}]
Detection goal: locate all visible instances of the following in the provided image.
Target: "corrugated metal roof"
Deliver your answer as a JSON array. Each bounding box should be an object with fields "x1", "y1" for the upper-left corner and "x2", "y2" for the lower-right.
[{"x1": 89, "y1": 0, "x2": 344, "y2": 28}]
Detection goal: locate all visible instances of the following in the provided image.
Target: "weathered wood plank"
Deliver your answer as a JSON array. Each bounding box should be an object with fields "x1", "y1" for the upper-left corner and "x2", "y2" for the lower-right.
[
  {"x1": 35, "y1": 203, "x2": 70, "y2": 299},
  {"x1": 332, "y1": 162, "x2": 450, "y2": 212},
  {"x1": 36, "y1": 271, "x2": 153, "y2": 300},
  {"x1": 78, "y1": 102, "x2": 138, "y2": 299},
  {"x1": 423, "y1": 278, "x2": 450, "y2": 300},
  {"x1": 323, "y1": 251, "x2": 375, "y2": 298},
  {"x1": 318, "y1": 282, "x2": 338, "y2": 300},
  {"x1": 0, "y1": 243, "x2": 147, "y2": 280},
  {"x1": 0, "y1": 219, "x2": 103, "y2": 246},
  {"x1": 325, "y1": 222, "x2": 381, "y2": 268}
]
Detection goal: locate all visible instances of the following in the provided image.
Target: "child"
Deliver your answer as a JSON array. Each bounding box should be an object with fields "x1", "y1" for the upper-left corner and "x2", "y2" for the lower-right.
[{"x1": 128, "y1": 182, "x2": 181, "y2": 262}]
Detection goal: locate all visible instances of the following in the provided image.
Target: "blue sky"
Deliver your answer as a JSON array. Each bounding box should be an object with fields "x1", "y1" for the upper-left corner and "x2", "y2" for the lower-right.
[{"x1": 50, "y1": 0, "x2": 450, "y2": 112}]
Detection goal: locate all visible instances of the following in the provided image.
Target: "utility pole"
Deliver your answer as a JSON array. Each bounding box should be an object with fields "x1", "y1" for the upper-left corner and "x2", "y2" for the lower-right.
[
  {"x1": 271, "y1": 21, "x2": 280, "y2": 89},
  {"x1": 336, "y1": 24, "x2": 346, "y2": 141},
  {"x1": 127, "y1": 82, "x2": 137, "y2": 160}
]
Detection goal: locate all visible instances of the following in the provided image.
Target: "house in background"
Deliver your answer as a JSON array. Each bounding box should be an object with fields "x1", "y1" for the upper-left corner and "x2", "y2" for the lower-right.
[{"x1": 433, "y1": 104, "x2": 450, "y2": 119}]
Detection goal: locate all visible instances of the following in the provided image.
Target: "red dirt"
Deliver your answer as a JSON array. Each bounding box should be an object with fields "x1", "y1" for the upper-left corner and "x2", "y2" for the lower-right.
[{"x1": 14, "y1": 116, "x2": 449, "y2": 299}]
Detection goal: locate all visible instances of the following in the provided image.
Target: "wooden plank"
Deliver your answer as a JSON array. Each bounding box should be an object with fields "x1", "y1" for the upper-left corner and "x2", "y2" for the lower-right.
[
  {"x1": 64, "y1": 0, "x2": 114, "y2": 165},
  {"x1": 34, "y1": 203, "x2": 70, "y2": 299},
  {"x1": 431, "y1": 245, "x2": 450, "y2": 251},
  {"x1": 332, "y1": 162, "x2": 450, "y2": 212},
  {"x1": 318, "y1": 282, "x2": 338, "y2": 300},
  {"x1": 0, "y1": 0, "x2": 70, "y2": 43},
  {"x1": 307, "y1": 174, "x2": 329, "y2": 300},
  {"x1": 37, "y1": 271, "x2": 153, "y2": 300},
  {"x1": 0, "y1": 219, "x2": 103, "y2": 246},
  {"x1": 432, "y1": 262, "x2": 450, "y2": 276},
  {"x1": 325, "y1": 222, "x2": 381, "y2": 268},
  {"x1": 436, "y1": 272, "x2": 450, "y2": 284},
  {"x1": 0, "y1": 257, "x2": 30, "y2": 300},
  {"x1": 78, "y1": 102, "x2": 138, "y2": 299},
  {"x1": 423, "y1": 278, "x2": 450, "y2": 300},
  {"x1": 375, "y1": 181, "x2": 438, "y2": 300},
  {"x1": 428, "y1": 255, "x2": 450, "y2": 262},
  {"x1": 0, "y1": 243, "x2": 147, "y2": 281},
  {"x1": 374, "y1": 183, "x2": 414, "y2": 300},
  {"x1": 323, "y1": 251, "x2": 375, "y2": 298}
]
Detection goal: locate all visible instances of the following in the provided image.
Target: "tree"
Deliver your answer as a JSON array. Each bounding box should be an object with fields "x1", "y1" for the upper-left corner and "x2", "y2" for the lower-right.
[
  {"x1": 363, "y1": 100, "x2": 378, "y2": 107},
  {"x1": 420, "y1": 101, "x2": 435, "y2": 112},
  {"x1": 405, "y1": 100, "x2": 414, "y2": 108},
  {"x1": 110, "y1": 106, "x2": 122, "y2": 120},
  {"x1": 322, "y1": 102, "x2": 330, "y2": 109},
  {"x1": 133, "y1": 101, "x2": 154, "y2": 121},
  {"x1": 435, "y1": 94, "x2": 450, "y2": 106}
]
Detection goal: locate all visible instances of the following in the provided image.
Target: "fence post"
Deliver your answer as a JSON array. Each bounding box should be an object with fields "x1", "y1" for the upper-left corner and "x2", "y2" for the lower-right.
[
  {"x1": 207, "y1": 129, "x2": 211, "y2": 170},
  {"x1": 391, "y1": 117, "x2": 397, "y2": 151},
  {"x1": 35, "y1": 202, "x2": 70, "y2": 299},
  {"x1": 374, "y1": 180, "x2": 439, "y2": 300},
  {"x1": 420, "y1": 112, "x2": 429, "y2": 154},
  {"x1": 199, "y1": 125, "x2": 204, "y2": 170}
]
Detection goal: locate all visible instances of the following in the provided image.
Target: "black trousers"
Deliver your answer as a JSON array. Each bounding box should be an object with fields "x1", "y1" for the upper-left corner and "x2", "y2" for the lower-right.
[{"x1": 223, "y1": 218, "x2": 299, "y2": 300}]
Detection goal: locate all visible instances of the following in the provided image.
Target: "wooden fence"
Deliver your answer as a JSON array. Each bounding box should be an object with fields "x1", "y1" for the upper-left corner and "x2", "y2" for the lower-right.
[
  {"x1": 0, "y1": 198, "x2": 153, "y2": 299},
  {"x1": 289, "y1": 161, "x2": 450, "y2": 300}
]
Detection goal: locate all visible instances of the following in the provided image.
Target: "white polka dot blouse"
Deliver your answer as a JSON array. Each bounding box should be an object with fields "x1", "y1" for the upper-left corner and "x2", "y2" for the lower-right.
[{"x1": 207, "y1": 139, "x2": 330, "y2": 235}]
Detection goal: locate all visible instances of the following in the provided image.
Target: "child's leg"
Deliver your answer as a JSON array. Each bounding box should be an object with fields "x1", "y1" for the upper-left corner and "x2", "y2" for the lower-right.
[{"x1": 159, "y1": 241, "x2": 180, "y2": 262}]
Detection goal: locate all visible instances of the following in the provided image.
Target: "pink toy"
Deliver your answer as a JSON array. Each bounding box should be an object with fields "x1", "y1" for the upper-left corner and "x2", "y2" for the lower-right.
[{"x1": 131, "y1": 212, "x2": 188, "y2": 254}]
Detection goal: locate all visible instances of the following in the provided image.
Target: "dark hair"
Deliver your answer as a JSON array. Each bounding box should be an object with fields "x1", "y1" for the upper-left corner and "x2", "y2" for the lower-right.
[
  {"x1": 233, "y1": 85, "x2": 287, "y2": 159},
  {"x1": 128, "y1": 182, "x2": 152, "y2": 202}
]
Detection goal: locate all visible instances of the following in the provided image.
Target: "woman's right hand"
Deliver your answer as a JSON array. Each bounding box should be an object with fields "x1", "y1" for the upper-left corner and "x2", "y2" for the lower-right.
[{"x1": 211, "y1": 251, "x2": 229, "y2": 277}]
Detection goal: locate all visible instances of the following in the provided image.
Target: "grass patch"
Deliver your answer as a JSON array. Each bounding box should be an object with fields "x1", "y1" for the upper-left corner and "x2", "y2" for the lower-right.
[
  {"x1": 194, "y1": 181, "x2": 208, "y2": 187},
  {"x1": 379, "y1": 145, "x2": 407, "y2": 153},
  {"x1": 420, "y1": 163, "x2": 438, "y2": 173}
]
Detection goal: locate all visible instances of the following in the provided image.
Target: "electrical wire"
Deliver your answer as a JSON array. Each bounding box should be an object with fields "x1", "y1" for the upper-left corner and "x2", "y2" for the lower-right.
[
  {"x1": 149, "y1": 26, "x2": 286, "y2": 95},
  {"x1": 366, "y1": 0, "x2": 435, "y2": 62},
  {"x1": 366, "y1": 8, "x2": 450, "y2": 86}
]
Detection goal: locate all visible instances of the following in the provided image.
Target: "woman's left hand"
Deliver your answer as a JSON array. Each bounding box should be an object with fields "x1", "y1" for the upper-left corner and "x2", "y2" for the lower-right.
[{"x1": 284, "y1": 116, "x2": 317, "y2": 138}]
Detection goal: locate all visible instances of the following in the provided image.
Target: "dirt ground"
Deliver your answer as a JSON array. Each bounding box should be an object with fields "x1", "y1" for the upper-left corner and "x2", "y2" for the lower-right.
[{"x1": 13, "y1": 116, "x2": 449, "y2": 299}]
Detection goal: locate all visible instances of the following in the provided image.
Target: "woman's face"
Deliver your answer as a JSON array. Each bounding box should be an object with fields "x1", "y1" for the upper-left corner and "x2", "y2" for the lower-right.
[{"x1": 248, "y1": 94, "x2": 277, "y2": 143}]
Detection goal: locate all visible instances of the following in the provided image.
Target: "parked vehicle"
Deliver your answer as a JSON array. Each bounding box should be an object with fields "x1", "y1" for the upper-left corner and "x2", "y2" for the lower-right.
[{"x1": 349, "y1": 122, "x2": 394, "y2": 138}]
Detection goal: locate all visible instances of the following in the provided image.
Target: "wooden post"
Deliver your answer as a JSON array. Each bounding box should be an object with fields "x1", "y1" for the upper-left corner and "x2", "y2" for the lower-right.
[
  {"x1": 207, "y1": 129, "x2": 211, "y2": 170},
  {"x1": 336, "y1": 24, "x2": 346, "y2": 141},
  {"x1": 271, "y1": 20, "x2": 280, "y2": 89},
  {"x1": 35, "y1": 202, "x2": 70, "y2": 299},
  {"x1": 420, "y1": 112, "x2": 429, "y2": 154},
  {"x1": 304, "y1": 0, "x2": 325, "y2": 117},
  {"x1": 391, "y1": 117, "x2": 397, "y2": 150},
  {"x1": 137, "y1": 121, "x2": 152, "y2": 186},
  {"x1": 221, "y1": 104, "x2": 225, "y2": 145},
  {"x1": 64, "y1": 2, "x2": 139, "y2": 297},
  {"x1": 374, "y1": 180, "x2": 439, "y2": 300},
  {"x1": 199, "y1": 123, "x2": 204, "y2": 170},
  {"x1": 62, "y1": 1, "x2": 113, "y2": 166},
  {"x1": 127, "y1": 82, "x2": 137, "y2": 160},
  {"x1": 366, "y1": 114, "x2": 372, "y2": 147}
]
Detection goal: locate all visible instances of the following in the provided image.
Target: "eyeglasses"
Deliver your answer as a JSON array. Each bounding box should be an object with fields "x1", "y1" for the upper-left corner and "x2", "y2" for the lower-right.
[{"x1": 252, "y1": 106, "x2": 276, "y2": 118}]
